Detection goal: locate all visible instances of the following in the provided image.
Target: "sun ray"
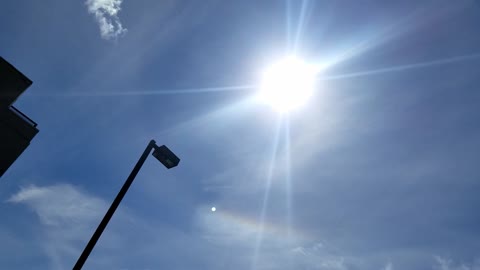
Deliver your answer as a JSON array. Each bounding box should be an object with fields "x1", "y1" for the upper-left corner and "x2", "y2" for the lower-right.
[
  {"x1": 284, "y1": 115, "x2": 294, "y2": 267},
  {"x1": 29, "y1": 85, "x2": 255, "y2": 97},
  {"x1": 251, "y1": 117, "x2": 283, "y2": 270},
  {"x1": 316, "y1": 7, "x2": 442, "y2": 72},
  {"x1": 293, "y1": 0, "x2": 311, "y2": 54},
  {"x1": 151, "y1": 97, "x2": 255, "y2": 140},
  {"x1": 319, "y1": 53, "x2": 480, "y2": 81},
  {"x1": 285, "y1": 0, "x2": 293, "y2": 51}
]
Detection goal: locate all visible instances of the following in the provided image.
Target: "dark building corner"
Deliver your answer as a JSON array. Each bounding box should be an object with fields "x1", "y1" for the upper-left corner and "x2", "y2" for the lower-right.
[{"x1": 0, "y1": 56, "x2": 39, "y2": 178}]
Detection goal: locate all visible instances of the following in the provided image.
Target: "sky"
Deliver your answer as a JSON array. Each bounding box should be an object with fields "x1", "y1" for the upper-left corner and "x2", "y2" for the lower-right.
[{"x1": 1, "y1": 0, "x2": 480, "y2": 269}]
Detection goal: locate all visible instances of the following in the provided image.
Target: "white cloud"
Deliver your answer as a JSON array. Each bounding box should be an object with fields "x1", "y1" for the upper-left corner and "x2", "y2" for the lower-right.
[
  {"x1": 8, "y1": 184, "x2": 111, "y2": 269},
  {"x1": 383, "y1": 262, "x2": 394, "y2": 270},
  {"x1": 290, "y1": 242, "x2": 349, "y2": 270},
  {"x1": 6, "y1": 183, "x2": 205, "y2": 269},
  {"x1": 434, "y1": 256, "x2": 480, "y2": 270},
  {"x1": 85, "y1": 0, "x2": 127, "y2": 40},
  {"x1": 8, "y1": 184, "x2": 106, "y2": 227}
]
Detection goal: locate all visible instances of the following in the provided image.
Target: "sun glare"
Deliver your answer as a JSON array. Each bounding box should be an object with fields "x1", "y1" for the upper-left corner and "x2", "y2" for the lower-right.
[{"x1": 258, "y1": 56, "x2": 317, "y2": 113}]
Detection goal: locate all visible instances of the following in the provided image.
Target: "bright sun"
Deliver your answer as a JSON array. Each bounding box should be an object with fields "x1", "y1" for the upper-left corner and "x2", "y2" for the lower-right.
[{"x1": 258, "y1": 56, "x2": 317, "y2": 113}]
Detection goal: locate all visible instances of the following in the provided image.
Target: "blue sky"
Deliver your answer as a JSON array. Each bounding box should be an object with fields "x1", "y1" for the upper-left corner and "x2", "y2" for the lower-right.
[{"x1": 1, "y1": 0, "x2": 480, "y2": 269}]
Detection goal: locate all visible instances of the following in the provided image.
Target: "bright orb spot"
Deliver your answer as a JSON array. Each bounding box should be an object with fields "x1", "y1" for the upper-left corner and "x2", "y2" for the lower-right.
[
  {"x1": 258, "y1": 56, "x2": 317, "y2": 113},
  {"x1": 211, "y1": 207, "x2": 216, "y2": 212}
]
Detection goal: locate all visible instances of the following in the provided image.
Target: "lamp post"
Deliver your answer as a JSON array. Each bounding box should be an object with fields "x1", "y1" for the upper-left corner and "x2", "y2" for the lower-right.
[{"x1": 73, "y1": 140, "x2": 180, "y2": 270}]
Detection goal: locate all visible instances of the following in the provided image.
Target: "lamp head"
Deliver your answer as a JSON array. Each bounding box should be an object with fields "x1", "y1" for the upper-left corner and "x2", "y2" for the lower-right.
[{"x1": 152, "y1": 145, "x2": 180, "y2": 169}]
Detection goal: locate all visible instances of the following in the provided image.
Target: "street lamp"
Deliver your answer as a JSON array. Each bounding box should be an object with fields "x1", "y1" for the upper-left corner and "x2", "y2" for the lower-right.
[{"x1": 73, "y1": 140, "x2": 180, "y2": 270}]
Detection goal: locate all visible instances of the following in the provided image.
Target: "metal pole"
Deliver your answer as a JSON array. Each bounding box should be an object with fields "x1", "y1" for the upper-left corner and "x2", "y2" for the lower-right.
[{"x1": 73, "y1": 140, "x2": 157, "y2": 270}]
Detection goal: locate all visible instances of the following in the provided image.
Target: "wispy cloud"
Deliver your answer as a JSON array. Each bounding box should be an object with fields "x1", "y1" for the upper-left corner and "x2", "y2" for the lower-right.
[
  {"x1": 6, "y1": 184, "x2": 211, "y2": 269},
  {"x1": 290, "y1": 242, "x2": 351, "y2": 270},
  {"x1": 383, "y1": 262, "x2": 394, "y2": 270},
  {"x1": 8, "y1": 184, "x2": 106, "y2": 226},
  {"x1": 434, "y1": 256, "x2": 480, "y2": 270},
  {"x1": 85, "y1": 0, "x2": 127, "y2": 40},
  {"x1": 8, "y1": 184, "x2": 109, "y2": 269}
]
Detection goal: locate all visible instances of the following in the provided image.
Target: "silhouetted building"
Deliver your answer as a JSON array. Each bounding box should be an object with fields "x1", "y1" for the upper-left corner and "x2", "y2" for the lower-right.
[{"x1": 0, "y1": 57, "x2": 38, "y2": 177}]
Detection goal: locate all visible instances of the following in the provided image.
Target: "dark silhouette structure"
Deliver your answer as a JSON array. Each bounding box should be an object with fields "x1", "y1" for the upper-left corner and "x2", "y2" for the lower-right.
[
  {"x1": 73, "y1": 140, "x2": 180, "y2": 270},
  {"x1": 0, "y1": 57, "x2": 38, "y2": 177}
]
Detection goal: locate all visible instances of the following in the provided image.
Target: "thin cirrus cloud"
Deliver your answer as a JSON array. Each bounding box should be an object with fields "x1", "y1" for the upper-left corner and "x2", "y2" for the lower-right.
[
  {"x1": 434, "y1": 256, "x2": 480, "y2": 270},
  {"x1": 85, "y1": 0, "x2": 127, "y2": 40},
  {"x1": 6, "y1": 184, "x2": 207, "y2": 269},
  {"x1": 7, "y1": 184, "x2": 106, "y2": 227},
  {"x1": 7, "y1": 184, "x2": 116, "y2": 269}
]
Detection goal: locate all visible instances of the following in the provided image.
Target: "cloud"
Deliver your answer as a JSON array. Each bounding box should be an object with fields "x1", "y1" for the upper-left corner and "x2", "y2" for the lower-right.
[
  {"x1": 6, "y1": 184, "x2": 214, "y2": 269},
  {"x1": 290, "y1": 244, "x2": 394, "y2": 270},
  {"x1": 8, "y1": 184, "x2": 106, "y2": 227},
  {"x1": 290, "y1": 242, "x2": 351, "y2": 270},
  {"x1": 85, "y1": 0, "x2": 127, "y2": 40},
  {"x1": 8, "y1": 184, "x2": 111, "y2": 269},
  {"x1": 383, "y1": 262, "x2": 394, "y2": 270},
  {"x1": 434, "y1": 256, "x2": 480, "y2": 270}
]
